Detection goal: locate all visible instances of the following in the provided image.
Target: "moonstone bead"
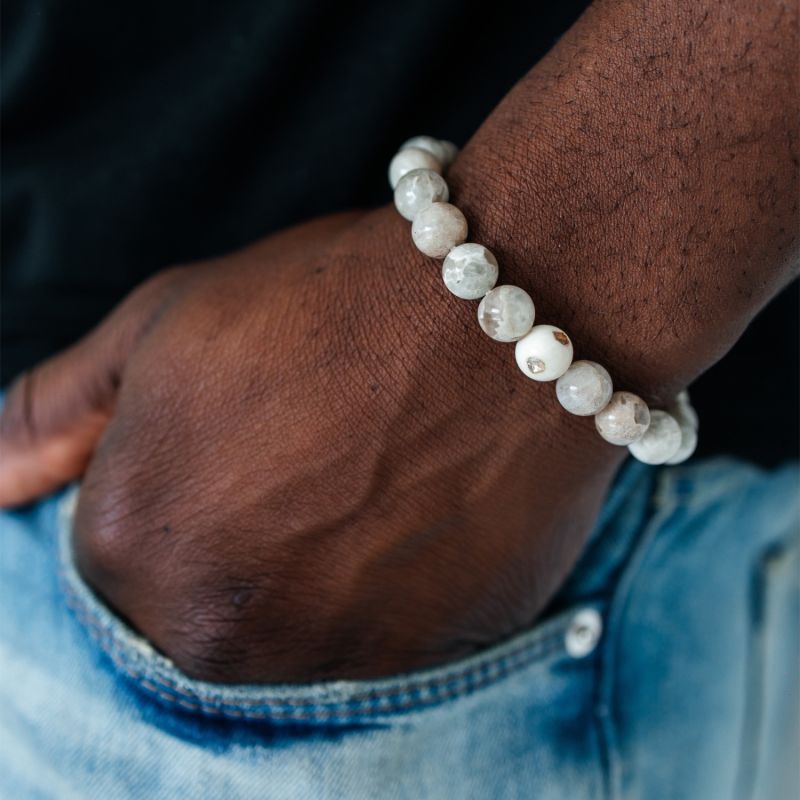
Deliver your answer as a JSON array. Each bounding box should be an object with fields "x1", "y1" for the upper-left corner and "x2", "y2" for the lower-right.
[
  {"x1": 555, "y1": 360, "x2": 614, "y2": 415},
  {"x1": 477, "y1": 285, "x2": 535, "y2": 342},
  {"x1": 388, "y1": 147, "x2": 442, "y2": 189},
  {"x1": 514, "y1": 324, "x2": 574, "y2": 381},
  {"x1": 595, "y1": 391, "x2": 651, "y2": 445},
  {"x1": 628, "y1": 409, "x2": 682, "y2": 464},
  {"x1": 394, "y1": 169, "x2": 450, "y2": 221},
  {"x1": 400, "y1": 136, "x2": 457, "y2": 167},
  {"x1": 411, "y1": 202, "x2": 468, "y2": 258},
  {"x1": 441, "y1": 243, "x2": 499, "y2": 299}
]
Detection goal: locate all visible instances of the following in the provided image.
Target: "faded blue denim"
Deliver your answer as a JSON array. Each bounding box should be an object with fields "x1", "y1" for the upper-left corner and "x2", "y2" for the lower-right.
[{"x1": 1, "y1": 457, "x2": 798, "y2": 799}]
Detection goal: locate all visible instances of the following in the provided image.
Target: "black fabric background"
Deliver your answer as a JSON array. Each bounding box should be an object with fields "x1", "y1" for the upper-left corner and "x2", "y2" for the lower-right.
[{"x1": 2, "y1": 0, "x2": 797, "y2": 465}]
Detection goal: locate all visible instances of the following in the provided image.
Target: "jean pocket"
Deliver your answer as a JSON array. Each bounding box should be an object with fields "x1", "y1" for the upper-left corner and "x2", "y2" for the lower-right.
[{"x1": 56, "y1": 487, "x2": 606, "y2": 728}]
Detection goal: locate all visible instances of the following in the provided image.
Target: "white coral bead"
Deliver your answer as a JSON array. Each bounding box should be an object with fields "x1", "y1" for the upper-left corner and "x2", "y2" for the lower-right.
[
  {"x1": 514, "y1": 325, "x2": 574, "y2": 381},
  {"x1": 628, "y1": 409, "x2": 682, "y2": 464}
]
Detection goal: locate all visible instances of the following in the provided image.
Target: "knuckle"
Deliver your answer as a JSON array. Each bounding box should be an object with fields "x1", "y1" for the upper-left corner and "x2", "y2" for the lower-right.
[
  {"x1": 72, "y1": 465, "x2": 156, "y2": 586},
  {"x1": 73, "y1": 495, "x2": 137, "y2": 586}
]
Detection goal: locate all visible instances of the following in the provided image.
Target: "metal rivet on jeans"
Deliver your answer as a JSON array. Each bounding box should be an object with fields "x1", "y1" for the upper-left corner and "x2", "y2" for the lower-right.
[{"x1": 565, "y1": 608, "x2": 603, "y2": 658}]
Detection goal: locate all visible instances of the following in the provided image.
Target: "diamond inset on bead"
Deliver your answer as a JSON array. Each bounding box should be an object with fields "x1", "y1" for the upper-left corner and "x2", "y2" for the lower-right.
[{"x1": 527, "y1": 357, "x2": 545, "y2": 374}]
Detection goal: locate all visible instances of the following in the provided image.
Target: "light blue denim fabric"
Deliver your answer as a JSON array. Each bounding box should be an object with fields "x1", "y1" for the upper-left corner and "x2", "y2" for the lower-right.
[{"x1": 1, "y1": 457, "x2": 798, "y2": 799}]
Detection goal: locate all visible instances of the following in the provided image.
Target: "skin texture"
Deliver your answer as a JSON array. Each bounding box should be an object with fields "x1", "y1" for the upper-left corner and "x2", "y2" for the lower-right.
[{"x1": 0, "y1": 0, "x2": 797, "y2": 682}]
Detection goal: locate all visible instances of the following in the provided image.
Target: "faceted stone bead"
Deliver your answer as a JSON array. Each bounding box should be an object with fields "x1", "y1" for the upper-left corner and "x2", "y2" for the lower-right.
[
  {"x1": 388, "y1": 147, "x2": 442, "y2": 189},
  {"x1": 400, "y1": 136, "x2": 457, "y2": 168},
  {"x1": 411, "y1": 202, "x2": 468, "y2": 258},
  {"x1": 441, "y1": 243, "x2": 499, "y2": 299},
  {"x1": 394, "y1": 169, "x2": 450, "y2": 221},
  {"x1": 628, "y1": 409, "x2": 682, "y2": 464},
  {"x1": 476, "y1": 285, "x2": 535, "y2": 342},
  {"x1": 555, "y1": 360, "x2": 614, "y2": 415},
  {"x1": 595, "y1": 391, "x2": 651, "y2": 445},
  {"x1": 514, "y1": 325, "x2": 574, "y2": 381}
]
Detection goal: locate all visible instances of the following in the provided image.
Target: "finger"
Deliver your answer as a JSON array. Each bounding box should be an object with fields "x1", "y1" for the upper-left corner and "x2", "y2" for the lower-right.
[{"x1": 0, "y1": 271, "x2": 178, "y2": 507}]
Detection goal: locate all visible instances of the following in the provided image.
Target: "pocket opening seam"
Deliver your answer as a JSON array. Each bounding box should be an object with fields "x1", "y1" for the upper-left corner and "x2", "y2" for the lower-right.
[{"x1": 60, "y1": 562, "x2": 571, "y2": 721}]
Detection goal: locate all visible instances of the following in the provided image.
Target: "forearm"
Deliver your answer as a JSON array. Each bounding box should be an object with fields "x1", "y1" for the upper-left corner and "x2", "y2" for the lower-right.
[{"x1": 449, "y1": 0, "x2": 799, "y2": 400}]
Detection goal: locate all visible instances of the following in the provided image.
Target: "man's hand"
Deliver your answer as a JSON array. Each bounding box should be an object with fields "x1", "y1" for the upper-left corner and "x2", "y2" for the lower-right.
[
  {"x1": 0, "y1": 208, "x2": 625, "y2": 682},
  {"x1": 1, "y1": 0, "x2": 796, "y2": 683}
]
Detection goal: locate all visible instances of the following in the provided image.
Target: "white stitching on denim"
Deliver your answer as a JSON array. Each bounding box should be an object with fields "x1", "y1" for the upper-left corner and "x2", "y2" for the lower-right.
[{"x1": 60, "y1": 572, "x2": 567, "y2": 721}]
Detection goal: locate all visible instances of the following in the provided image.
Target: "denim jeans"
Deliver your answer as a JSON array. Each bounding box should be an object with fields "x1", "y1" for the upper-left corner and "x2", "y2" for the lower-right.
[{"x1": 1, "y1": 457, "x2": 797, "y2": 799}]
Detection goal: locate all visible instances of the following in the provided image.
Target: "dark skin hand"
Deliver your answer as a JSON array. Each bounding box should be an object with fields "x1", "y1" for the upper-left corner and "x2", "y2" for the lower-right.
[{"x1": 0, "y1": 0, "x2": 797, "y2": 682}]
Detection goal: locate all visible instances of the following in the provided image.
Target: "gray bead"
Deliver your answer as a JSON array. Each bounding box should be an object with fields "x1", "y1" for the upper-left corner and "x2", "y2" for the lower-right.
[
  {"x1": 442, "y1": 243, "x2": 499, "y2": 299},
  {"x1": 556, "y1": 360, "x2": 614, "y2": 416},
  {"x1": 628, "y1": 409, "x2": 682, "y2": 464},
  {"x1": 388, "y1": 147, "x2": 442, "y2": 189},
  {"x1": 595, "y1": 391, "x2": 651, "y2": 445},
  {"x1": 394, "y1": 169, "x2": 449, "y2": 221},
  {"x1": 476, "y1": 285, "x2": 536, "y2": 342},
  {"x1": 411, "y1": 202, "x2": 468, "y2": 259}
]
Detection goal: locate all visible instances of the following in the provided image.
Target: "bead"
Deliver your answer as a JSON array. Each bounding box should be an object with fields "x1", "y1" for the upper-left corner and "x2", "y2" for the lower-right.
[
  {"x1": 674, "y1": 389, "x2": 699, "y2": 430},
  {"x1": 388, "y1": 147, "x2": 442, "y2": 189},
  {"x1": 394, "y1": 169, "x2": 450, "y2": 221},
  {"x1": 477, "y1": 285, "x2": 535, "y2": 342},
  {"x1": 441, "y1": 243, "x2": 499, "y2": 299},
  {"x1": 514, "y1": 324, "x2": 574, "y2": 381},
  {"x1": 665, "y1": 393, "x2": 699, "y2": 464},
  {"x1": 666, "y1": 419, "x2": 698, "y2": 464},
  {"x1": 439, "y1": 140, "x2": 459, "y2": 167},
  {"x1": 555, "y1": 360, "x2": 614, "y2": 415},
  {"x1": 411, "y1": 202, "x2": 468, "y2": 258},
  {"x1": 628, "y1": 409, "x2": 682, "y2": 464},
  {"x1": 400, "y1": 136, "x2": 456, "y2": 168},
  {"x1": 595, "y1": 391, "x2": 651, "y2": 445}
]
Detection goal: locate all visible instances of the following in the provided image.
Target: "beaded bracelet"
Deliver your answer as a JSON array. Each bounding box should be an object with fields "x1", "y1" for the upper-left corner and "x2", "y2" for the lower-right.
[{"x1": 389, "y1": 136, "x2": 698, "y2": 465}]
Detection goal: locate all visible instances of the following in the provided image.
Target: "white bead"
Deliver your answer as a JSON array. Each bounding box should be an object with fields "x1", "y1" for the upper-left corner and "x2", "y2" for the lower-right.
[
  {"x1": 666, "y1": 419, "x2": 698, "y2": 464},
  {"x1": 628, "y1": 409, "x2": 682, "y2": 464},
  {"x1": 441, "y1": 243, "x2": 499, "y2": 299},
  {"x1": 388, "y1": 147, "x2": 442, "y2": 189},
  {"x1": 438, "y1": 140, "x2": 459, "y2": 167},
  {"x1": 666, "y1": 394, "x2": 699, "y2": 464},
  {"x1": 411, "y1": 202, "x2": 468, "y2": 259},
  {"x1": 595, "y1": 391, "x2": 651, "y2": 445},
  {"x1": 556, "y1": 360, "x2": 614, "y2": 416},
  {"x1": 477, "y1": 285, "x2": 535, "y2": 342},
  {"x1": 400, "y1": 136, "x2": 456, "y2": 168},
  {"x1": 514, "y1": 325, "x2": 574, "y2": 381},
  {"x1": 674, "y1": 390, "x2": 699, "y2": 430},
  {"x1": 394, "y1": 169, "x2": 449, "y2": 221}
]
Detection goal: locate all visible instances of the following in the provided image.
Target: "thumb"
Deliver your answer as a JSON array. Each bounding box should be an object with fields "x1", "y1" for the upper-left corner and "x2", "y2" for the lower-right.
[{"x1": 0, "y1": 270, "x2": 180, "y2": 507}]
